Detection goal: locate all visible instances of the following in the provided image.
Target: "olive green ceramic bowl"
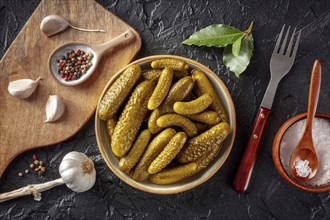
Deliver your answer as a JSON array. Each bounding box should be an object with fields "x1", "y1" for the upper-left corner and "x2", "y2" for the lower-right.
[{"x1": 95, "y1": 55, "x2": 236, "y2": 194}]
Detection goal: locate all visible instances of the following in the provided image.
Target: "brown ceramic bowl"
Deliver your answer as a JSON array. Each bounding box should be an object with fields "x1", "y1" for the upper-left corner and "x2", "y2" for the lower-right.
[
  {"x1": 95, "y1": 55, "x2": 236, "y2": 194},
  {"x1": 272, "y1": 112, "x2": 330, "y2": 192}
]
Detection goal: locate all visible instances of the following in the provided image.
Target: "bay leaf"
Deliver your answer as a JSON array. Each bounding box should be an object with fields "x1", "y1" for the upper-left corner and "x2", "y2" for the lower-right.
[
  {"x1": 232, "y1": 36, "x2": 243, "y2": 57},
  {"x1": 223, "y1": 34, "x2": 254, "y2": 77},
  {"x1": 182, "y1": 24, "x2": 243, "y2": 47}
]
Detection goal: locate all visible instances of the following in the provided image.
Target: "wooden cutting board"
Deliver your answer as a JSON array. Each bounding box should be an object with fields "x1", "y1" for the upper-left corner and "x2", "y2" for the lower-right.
[{"x1": 0, "y1": 0, "x2": 141, "y2": 177}]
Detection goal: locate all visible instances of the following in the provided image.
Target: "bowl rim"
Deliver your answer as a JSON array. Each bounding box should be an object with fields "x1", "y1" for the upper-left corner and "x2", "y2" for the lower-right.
[
  {"x1": 95, "y1": 55, "x2": 236, "y2": 194},
  {"x1": 272, "y1": 112, "x2": 330, "y2": 192}
]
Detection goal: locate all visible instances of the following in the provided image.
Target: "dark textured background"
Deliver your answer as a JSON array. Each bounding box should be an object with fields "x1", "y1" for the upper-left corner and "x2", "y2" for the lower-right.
[{"x1": 1, "y1": 0, "x2": 330, "y2": 219}]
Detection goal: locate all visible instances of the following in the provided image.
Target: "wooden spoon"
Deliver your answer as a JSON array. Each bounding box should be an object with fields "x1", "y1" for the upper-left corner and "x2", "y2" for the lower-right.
[
  {"x1": 48, "y1": 30, "x2": 135, "y2": 86},
  {"x1": 289, "y1": 60, "x2": 321, "y2": 181}
]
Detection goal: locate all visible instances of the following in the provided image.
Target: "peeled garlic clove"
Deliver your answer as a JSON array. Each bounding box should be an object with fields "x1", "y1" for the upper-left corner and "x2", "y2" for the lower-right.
[
  {"x1": 45, "y1": 95, "x2": 65, "y2": 123},
  {"x1": 8, "y1": 77, "x2": 41, "y2": 99},
  {"x1": 40, "y1": 15, "x2": 69, "y2": 37}
]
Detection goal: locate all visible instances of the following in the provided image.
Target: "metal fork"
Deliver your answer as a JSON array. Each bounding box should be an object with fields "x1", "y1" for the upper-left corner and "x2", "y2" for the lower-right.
[
  {"x1": 262, "y1": 25, "x2": 302, "y2": 109},
  {"x1": 233, "y1": 25, "x2": 301, "y2": 192}
]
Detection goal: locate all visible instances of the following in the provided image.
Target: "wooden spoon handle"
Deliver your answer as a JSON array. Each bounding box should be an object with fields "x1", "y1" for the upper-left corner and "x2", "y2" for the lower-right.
[
  {"x1": 93, "y1": 30, "x2": 135, "y2": 56},
  {"x1": 305, "y1": 60, "x2": 322, "y2": 133}
]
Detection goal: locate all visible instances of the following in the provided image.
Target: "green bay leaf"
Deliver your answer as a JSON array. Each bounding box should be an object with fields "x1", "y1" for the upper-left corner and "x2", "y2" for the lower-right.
[
  {"x1": 232, "y1": 36, "x2": 243, "y2": 57},
  {"x1": 182, "y1": 24, "x2": 243, "y2": 47},
  {"x1": 223, "y1": 34, "x2": 254, "y2": 77}
]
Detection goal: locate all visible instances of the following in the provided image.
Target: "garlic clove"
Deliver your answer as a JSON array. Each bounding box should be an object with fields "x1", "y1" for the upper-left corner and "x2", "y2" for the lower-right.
[
  {"x1": 45, "y1": 95, "x2": 65, "y2": 123},
  {"x1": 8, "y1": 77, "x2": 41, "y2": 99},
  {"x1": 40, "y1": 15, "x2": 105, "y2": 37},
  {"x1": 40, "y1": 15, "x2": 69, "y2": 37}
]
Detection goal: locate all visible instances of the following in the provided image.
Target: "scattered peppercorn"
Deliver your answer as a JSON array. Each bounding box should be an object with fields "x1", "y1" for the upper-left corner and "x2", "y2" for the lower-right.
[
  {"x1": 25, "y1": 169, "x2": 29, "y2": 174},
  {"x1": 57, "y1": 49, "x2": 93, "y2": 81},
  {"x1": 41, "y1": 167, "x2": 46, "y2": 172},
  {"x1": 30, "y1": 163, "x2": 35, "y2": 169},
  {"x1": 34, "y1": 160, "x2": 39, "y2": 165},
  {"x1": 35, "y1": 168, "x2": 40, "y2": 172},
  {"x1": 39, "y1": 161, "x2": 44, "y2": 166},
  {"x1": 18, "y1": 172, "x2": 23, "y2": 177}
]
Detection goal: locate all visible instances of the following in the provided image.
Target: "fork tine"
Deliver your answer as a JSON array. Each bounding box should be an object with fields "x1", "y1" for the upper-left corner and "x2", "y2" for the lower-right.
[
  {"x1": 279, "y1": 26, "x2": 291, "y2": 54},
  {"x1": 291, "y1": 30, "x2": 301, "y2": 59},
  {"x1": 286, "y1": 27, "x2": 296, "y2": 56},
  {"x1": 273, "y1": 25, "x2": 285, "y2": 54}
]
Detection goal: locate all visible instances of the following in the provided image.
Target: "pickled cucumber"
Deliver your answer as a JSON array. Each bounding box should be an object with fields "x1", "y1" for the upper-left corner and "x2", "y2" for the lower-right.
[
  {"x1": 173, "y1": 70, "x2": 189, "y2": 80},
  {"x1": 159, "y1": 76, "x2": 194, "y2": 114},
  {"x1": 148, "y1": 132, "x2": 187, "y2": 174},
  {"x1": 132, "y1": 128, "x2": 176, "y2": 181},
  {"x1": 151, "y1": 58, "x2": 189, "y2": 71},
  {"x1": 149, "y1": 162, "x2": 197, "y2": 184},
  {"x1": 119, "y1": 129, "x2": 151, "y2": 173},
  {"x1": 177, "y1": 122, "x2": 230, "y2": 163},
  {"x1": 194, "y1": 141, "x2": 222, "y2": 172},
  {"x1": 184, "y1": 111, "x2": 221, "y2": 125},
  {"x1": 183, "y1": 92, "x2": 197, "y2": 102},
  {"x1": 147, "y1": 76, "x2": 194, "y2": 134},
  {"x1": 142, "y1": 69, "x2": 189, "y2": 82},
  {"x1": 148, "y1": 67, "x2": 173, "y2": 110},
  {"x1": 148, "y1": 109, "x2": 162, "y2": 134},
  {"x1": 98, "y1": 64, "x2": 141, "y2": 121},
  {"x1": 111, "y1": 81, "x2": 155, "y2": 158},
  {"x1": 142, "y1": 69, "x2": 162, "y2": 83},
  {"x1": 194, "y1": 122, "x2": 210, "y2": 133},
  {"x1": 156, "y1": 114, "x2": 198, "y2": 137},
  {"x1": 106, "y1": 118, "x2": 117, "y2": 143},
  {"x1": 173, "y1": 93, "x2": 213, "y2": 115},
  {"x1": 192, "y1": 70, "x2": 228, "y2": 122}
]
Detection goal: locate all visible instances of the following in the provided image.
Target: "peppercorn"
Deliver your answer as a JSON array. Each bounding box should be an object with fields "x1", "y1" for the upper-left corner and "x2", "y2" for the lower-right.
[
  {"x1": 30, "y1": 163, "x2": 35, "y2": 169},
  {"x1": 25, "y1": 169, "x2": 29, "y2": 174},
  {"x1": 18, "y1": 172, "x2": 23, "y2": 177},
  {"x1": 41, "y1": 167, "x2": 46, "y2": 172},
  {"x1": 39, "y1": 161, "x2": 44, "y2": 166},
  {"x1": 34, "y1": 160, "x2": 39, "y2": 165},
  {"x1": 56, "y1": 49, "x2": 93, "y2": 81}
]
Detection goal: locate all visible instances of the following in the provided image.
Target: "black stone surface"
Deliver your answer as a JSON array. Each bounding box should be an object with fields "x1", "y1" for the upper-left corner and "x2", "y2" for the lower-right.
[{"x1": 1, "y1": 0, "x2": 330, "y2": 219}]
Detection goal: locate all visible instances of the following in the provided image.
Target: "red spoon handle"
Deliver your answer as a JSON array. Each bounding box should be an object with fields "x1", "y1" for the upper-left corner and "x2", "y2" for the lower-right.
[{"x1": 232, "y1": 107, "x2": 270, "y2": 192}]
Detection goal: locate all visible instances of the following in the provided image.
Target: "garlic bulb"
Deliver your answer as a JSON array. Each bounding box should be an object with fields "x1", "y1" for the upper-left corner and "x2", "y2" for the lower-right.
[
  {"x1": 40, "y1": 15, "x2": 105, "y2": 37},
  {"x1": 59, "y1": 151, "x2": 96, "y2": 193},
  {"x1": 45, "y1": 95, "x2": 65, "y2": 122},
  {"x1": 0, "y1": 151, "x2": 96, "y2": 202},
  {"x1": 7, "y1": 77, "x2": 41, "y2": 99}
]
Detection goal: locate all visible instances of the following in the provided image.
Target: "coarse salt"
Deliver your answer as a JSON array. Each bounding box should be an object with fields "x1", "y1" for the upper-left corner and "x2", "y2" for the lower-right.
[
  {"x1": 280, "y1": 117, "x2": 330, "y2": 186},
  {"x1": 294, "y1": 158, "x2": 312, "y2": 178}
]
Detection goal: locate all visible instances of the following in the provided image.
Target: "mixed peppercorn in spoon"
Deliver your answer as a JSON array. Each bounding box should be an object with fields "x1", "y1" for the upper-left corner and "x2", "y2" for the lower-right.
[{"x1": 56, "y1": 49, "x2": 93, "y2": 81}]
